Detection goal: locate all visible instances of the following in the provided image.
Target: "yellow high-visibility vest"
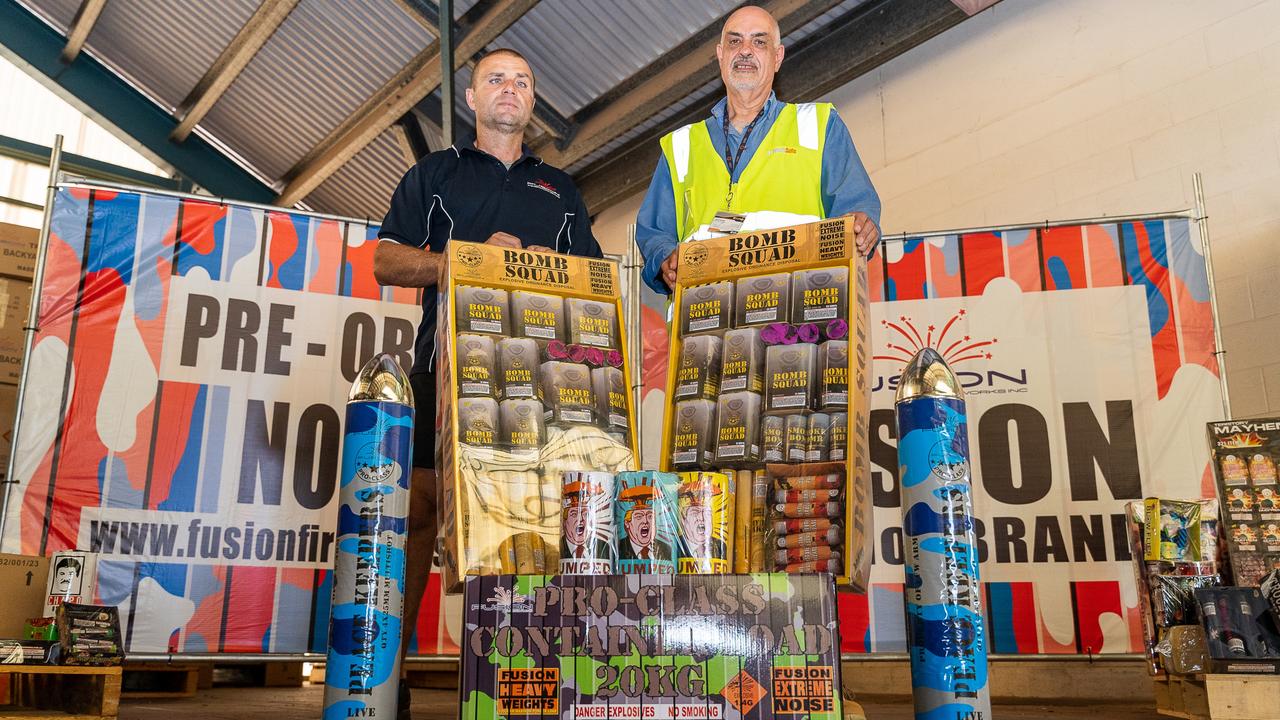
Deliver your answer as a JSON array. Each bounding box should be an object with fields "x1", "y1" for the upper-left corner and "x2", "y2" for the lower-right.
[{"x1": 660, "y1": 102, "x2": 831, "y2": 243}]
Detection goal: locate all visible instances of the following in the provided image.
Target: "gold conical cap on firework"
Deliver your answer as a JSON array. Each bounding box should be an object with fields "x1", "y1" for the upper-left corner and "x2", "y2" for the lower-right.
[
  {"x1": 894, "y1": 347, "x2": 963, "y2": 404},
  {"x1": 349, "y1": 353, "x2": 415, "y2": 408}
]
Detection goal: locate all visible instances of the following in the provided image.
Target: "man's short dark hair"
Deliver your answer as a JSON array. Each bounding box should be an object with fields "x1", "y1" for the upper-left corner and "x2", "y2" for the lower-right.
[
  {"x1": 55, "y1": 556, "x2": 82, "y2": 574},
  {"x1": 472, "y1": 48, "x2": 536, "y2": 91}
]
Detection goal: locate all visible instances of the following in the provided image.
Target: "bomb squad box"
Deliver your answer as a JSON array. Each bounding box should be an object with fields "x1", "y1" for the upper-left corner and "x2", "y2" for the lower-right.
[
  {"x1": 438, "y1": 243, "x2": 641, "y2": 593},
  {"x1": 659, "y1": 217, "x2": 873, "y2": 591},
  {"x1": 460, "y1": 573, "x2": 842, "y2": 720}
]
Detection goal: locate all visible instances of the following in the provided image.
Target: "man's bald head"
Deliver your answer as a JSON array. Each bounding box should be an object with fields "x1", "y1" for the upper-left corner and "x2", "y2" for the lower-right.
[
  {"x1": 716, "y1": 5, "x2": 785, "y2": 97},
  {"x1": 723, "y1": 5, "x2": 781, "y2": 44}
]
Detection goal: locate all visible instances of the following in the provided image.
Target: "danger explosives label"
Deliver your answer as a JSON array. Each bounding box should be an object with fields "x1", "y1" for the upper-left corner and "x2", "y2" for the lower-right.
[
  {"x1": 498, "y1": 667, "x2": 560, "y2": 714},
  {"x1": 771, "y1": 666, "x2": 835, "y2": 714}
]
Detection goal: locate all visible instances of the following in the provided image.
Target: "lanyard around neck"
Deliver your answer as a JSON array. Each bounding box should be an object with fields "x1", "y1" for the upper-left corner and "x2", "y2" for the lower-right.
[{"x1": 722, "y1": 104, "x2": 767, "y2": 208}]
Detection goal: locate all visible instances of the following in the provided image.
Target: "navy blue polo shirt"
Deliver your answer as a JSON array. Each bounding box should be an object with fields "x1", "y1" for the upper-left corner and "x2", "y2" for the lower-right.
[{"x1": 378, "y1": 137, "x2": 603, "y2": 376}]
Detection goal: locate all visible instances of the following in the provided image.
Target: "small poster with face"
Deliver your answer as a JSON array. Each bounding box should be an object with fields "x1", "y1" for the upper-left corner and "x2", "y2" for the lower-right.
[
  {"x1": 559, "y1": 472, "x2": 616, "y2": 575},
  {"x1": 676, "y1": 472, "x2": 734, "y2": 574},
  {"x1": 614, "y1": 472, "x2": 679, "y2": 574},
  {"x1": 44, "y1": 551, "x2": 98, "y2": 617}
]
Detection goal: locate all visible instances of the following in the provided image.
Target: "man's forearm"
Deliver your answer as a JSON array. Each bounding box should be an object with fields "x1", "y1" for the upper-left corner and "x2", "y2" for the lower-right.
[{"x1": 374, "y1": 240, "x2": 443, "y2": 288}]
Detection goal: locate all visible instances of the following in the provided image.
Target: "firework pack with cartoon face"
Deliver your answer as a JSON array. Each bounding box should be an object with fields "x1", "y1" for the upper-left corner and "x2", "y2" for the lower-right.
[{"x1": 660, "y1": 217, "x2": 872, "y2": 590}]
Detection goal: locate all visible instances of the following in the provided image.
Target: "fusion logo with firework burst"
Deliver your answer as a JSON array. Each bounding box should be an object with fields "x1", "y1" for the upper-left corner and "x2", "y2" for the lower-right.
[
  {"x1": 474, "y1": 584, "x2": 534, "y2": 613},
  {"x1": 871, "y1": 310, "x2": 1028, "y2": 396}
]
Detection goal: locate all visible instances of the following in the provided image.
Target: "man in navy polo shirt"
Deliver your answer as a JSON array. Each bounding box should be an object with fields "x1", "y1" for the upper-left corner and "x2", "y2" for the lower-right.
[{"x1": 373, "y1": 48, "x2": 601, "y2": 715}]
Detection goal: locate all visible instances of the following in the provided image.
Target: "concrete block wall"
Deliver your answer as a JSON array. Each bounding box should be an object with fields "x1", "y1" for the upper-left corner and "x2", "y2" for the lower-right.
[
  {"x1": 826, "y1": 0, "x2": 1280, "y2": 418},
  {"x1": 594, "y1": 0, "x2": 1280, "y2": 417}
]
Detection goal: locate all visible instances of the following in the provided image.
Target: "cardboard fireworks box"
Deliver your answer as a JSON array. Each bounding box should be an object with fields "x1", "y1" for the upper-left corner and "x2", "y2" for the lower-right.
[
  {"x1": 659, "y1": 218, "x2": 873, "y2": 591},
  {"x1": 0, "y1": 553, "x2": 48, "y2": 637},
  {"x1": 1207, "y1": 418, "x2": 1280, "y2": 586},
  {"x1": 437, "y1": 244, "x2": 641, "y2": 593},
  {"x1": 460, "y1": 574, "x2": 842, "y2": 719}
]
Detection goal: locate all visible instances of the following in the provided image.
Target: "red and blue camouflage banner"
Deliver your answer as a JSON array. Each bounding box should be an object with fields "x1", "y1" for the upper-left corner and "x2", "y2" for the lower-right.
[
  {"x1": 0, "y1": 186, "x2": 1222, "y2": 657},
  {"x1": 0, "y1": 184, "x2": 461, "y2": 656},
  {"x1": 639, "y1": 217, "x2": 1223, "y2": 655}
]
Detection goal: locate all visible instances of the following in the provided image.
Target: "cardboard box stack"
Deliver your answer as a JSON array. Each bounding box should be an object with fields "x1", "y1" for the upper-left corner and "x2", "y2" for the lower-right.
[{"x1": 0, "y1": 222, "x2": 37, "y2": 474}]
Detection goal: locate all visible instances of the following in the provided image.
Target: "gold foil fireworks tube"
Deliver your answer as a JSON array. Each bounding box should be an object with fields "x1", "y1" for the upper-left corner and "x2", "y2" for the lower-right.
[
  {"x1": 512, "y1": 531, "x2": 536, "y2": 574},
  {"x1": 676, "y1": 472, "x2": 734, "y2": 574},
  {"x1": 497, "y1": 536, "x2": 518, "y2": 574},
  {"x1": 734, "y1": 470, "x2": 753, "y2": 573},
  {"x1": 529, "y1": 533, "x2": 547, "y2": 574},
  {"x1": 749, "y1": 470, "x2": 769, "y2": 572}
]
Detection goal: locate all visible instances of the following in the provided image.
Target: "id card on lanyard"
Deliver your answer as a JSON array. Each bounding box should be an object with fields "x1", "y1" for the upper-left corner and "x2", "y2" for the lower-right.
[{"x1": 714, "y1": 105, "x2": 767, "y2": 235}]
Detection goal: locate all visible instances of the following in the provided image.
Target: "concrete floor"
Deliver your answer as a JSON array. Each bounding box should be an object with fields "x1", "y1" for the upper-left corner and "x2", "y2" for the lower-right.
[{"x1": 116, "y1": 685, "x2": 1167, "y2": 720}]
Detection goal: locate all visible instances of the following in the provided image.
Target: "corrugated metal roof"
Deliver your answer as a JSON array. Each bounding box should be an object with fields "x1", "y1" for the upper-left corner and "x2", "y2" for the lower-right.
[
  {"x1": 13, "y1": 0, "x2": 887, "y2": 219},
  {"x1": 21, "y1": 0, "x2": 260, "y2": 118},
  {"x1": 488, "y1": 0, "x2": 739, "y2": 116},
  {"x1": 17, "y1": 0, "x2": 76, "y2": 30},
  {"x1": 90, "y1": 0, "x2": 258, "y2": 112},
  {"x1": 306, "y1": 128, "x2": 407, "y2": 222},
  {"x1": 198, "y1": 0, "x2": 433, "y2": 182}
]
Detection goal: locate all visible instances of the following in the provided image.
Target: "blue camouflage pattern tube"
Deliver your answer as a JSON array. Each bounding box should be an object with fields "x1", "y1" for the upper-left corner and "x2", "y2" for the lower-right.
[
  {"x1": 324, "y1": 354, "x2": 415, "y2": 720},
  {"x1": 894, "y1": 348, "x2": 992, "y2": 720}
]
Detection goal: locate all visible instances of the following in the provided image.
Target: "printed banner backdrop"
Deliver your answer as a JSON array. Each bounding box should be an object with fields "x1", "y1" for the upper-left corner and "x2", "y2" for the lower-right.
[
  {"x1": 0, "y1": 184, "x2": 462, "y2": 655},
  {"x1": 0, "y1": 187, "x2": 1223, "y2": 657},
  {"x1": 639, "y1": 217, "x2": 1224, "y2": 654}
]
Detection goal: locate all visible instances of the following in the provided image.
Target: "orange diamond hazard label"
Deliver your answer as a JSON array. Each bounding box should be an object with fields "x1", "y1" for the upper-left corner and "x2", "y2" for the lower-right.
[{"x1": 721, "y1": 669, "x2": 768, "y2": 715}]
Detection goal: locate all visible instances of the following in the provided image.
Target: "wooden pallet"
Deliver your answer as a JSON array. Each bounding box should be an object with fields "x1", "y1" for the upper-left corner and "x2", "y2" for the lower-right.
[
  {"x1": 403, "y1": 660, "x2": 458, "y2": 690},
  {"x1": 1154, "y1": 673, "x2": 1280, "y2": 720},
  {"x1": 0, "y1": 664, "x2": 121, "y2": 719},
  {"x1": 121, "y1": 662, "x2": 200, "y2": 699},
  {"x1": 306, "y1": 661, "x2": 457, "y2": 689},
  {"x1": 209, "y1": 662, "x2": 303, "y2": 688}
]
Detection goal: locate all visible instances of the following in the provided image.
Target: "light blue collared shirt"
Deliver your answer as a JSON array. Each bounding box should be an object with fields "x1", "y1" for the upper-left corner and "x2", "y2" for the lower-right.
[{"x1": 634, "y1": 92, "x2": 881, "y2": 294}]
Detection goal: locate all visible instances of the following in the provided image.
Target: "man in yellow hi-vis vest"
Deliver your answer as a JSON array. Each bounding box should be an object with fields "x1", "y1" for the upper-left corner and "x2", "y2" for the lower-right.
[{"x1": 635, "y1": 5, "x2": 881, "y2": 293}]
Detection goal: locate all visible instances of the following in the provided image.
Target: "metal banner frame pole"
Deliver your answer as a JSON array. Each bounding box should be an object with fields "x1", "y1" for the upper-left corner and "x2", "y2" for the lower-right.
[
  {"x1": 624, "y1": 225, "x2": 644, "y2": 466},
  {"x1": 1193, "y1": 172, "x2": 1231, "y2": 419},
  {"x1": 0, "y1": 134, "x2": 62, "y2": 542}
]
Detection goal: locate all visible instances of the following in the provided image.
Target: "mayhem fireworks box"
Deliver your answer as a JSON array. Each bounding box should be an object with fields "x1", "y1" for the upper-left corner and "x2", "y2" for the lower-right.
[
  {"x1": 659, "y1": 217, "x2": 873, "y2": 591},
  {"x1": 460, "y1": 573, "x2": 842, "y2": 719},
  {"x1": 1207, "y1": 418, "x2": 1280, "y2": 586},
  {"x1": 438, "y1": 243, "x2": 641, "y2": 593}
]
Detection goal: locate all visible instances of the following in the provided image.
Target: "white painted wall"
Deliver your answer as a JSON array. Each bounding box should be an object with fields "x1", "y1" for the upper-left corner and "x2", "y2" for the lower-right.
[{"x1": 593, "y1": 0, "x2": 1280, "y2": 417}]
